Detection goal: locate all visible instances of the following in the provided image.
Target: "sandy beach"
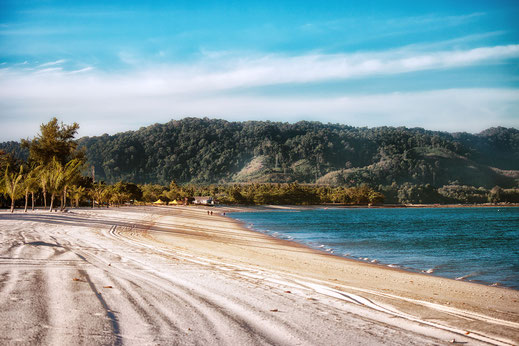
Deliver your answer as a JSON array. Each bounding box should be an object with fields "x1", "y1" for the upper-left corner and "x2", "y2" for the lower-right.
[{"x1": 0, "y1": 206, "x2": 518, "y2": 345}]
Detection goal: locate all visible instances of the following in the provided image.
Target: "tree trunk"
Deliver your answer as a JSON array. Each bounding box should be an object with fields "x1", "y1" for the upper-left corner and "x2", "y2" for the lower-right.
[
  {"x1": 49, "y1": 193, "x2": 54, "y2": 212},
  {"x1": 61, "y1": 187, "x2": 67, "y2": 211},
  {"x1": 43, "y1": 189, "x2": 47, "y2": 209},
  {"x1": 24, "y1": 191, "x2": 29, "y2": 212},
  {"x1": 31, "y1": 192, "x2": 35, "y2": 211},
  {"x1": 10, "y1": 197, "x2": 14, "y2": 213},
  {"x1": 75, "y1": 197, "x2": 79, "y2": 208}
]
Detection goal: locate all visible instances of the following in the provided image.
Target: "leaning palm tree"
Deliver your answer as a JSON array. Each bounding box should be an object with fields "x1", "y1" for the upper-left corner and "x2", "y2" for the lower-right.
[
  {"x1": 3, "y1": 165, "x2": 24, "y2": 213},
  {"x1": 60, "y1": 159, "x2": 83, "y2": 211},
  {"x1": 47, "y1": 158, "x2": 83, "y2": 212},
  {"x1": 23, "y1": 167, "x2": 40, "y2": 212}
]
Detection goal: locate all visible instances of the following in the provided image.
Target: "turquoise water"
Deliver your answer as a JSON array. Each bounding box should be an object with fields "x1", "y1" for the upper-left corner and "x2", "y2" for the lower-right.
[{"x1": 229, "y1": 207, "x2": 519, "y2": 289}]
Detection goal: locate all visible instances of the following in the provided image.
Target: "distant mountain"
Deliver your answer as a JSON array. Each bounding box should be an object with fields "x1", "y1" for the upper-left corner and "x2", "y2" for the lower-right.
[
  {"x1": 0, "y1": 141, "x2": 29, "y2": 162},
  {"x1": 2, "y1": 118, "x2": 518, "y2": 189}
]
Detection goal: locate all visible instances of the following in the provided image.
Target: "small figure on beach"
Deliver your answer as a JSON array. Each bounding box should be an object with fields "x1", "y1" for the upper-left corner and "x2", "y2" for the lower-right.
[
  {"x1": 210, "y1": 211, "x2": 213, "y2": 215},
  {"x1": 207, "y1": 211, "x2": 210, "y2": 215}
]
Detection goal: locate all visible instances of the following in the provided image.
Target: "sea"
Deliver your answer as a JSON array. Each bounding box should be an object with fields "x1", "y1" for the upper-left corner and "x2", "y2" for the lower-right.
[{"x1": 229, "y1": 207, "x2": 519, "y2": 289}]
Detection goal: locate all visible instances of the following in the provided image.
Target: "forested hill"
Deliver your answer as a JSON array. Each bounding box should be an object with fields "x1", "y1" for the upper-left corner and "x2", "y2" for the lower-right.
[{"x1": 2, "y1": 118, "x2": 519, "y2": 190}]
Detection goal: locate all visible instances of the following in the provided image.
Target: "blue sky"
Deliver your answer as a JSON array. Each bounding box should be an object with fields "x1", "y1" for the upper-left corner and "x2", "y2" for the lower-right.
[{"x1": 0, "y1": 0, "x2": 518, "y2": 140}]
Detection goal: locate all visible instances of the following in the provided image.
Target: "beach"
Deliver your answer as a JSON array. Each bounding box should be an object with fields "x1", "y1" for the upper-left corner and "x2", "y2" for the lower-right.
[{"x1": 0, "y1": 206, "x2": 518, "y2": 345}]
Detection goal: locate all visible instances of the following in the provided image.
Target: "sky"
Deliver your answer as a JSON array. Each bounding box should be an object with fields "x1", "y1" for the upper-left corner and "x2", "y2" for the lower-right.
[{"x1": 0, "y1": 0, "x2": 518, "y2": 140}]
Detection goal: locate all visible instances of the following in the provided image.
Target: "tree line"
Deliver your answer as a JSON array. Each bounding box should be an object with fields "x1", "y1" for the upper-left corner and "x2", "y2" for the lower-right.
[
  {"x1": 1, "y1": 118, "x2": 86, "y2": 212},
  {"x1": 1, "y1": 118, "x2": 388, "y2": 211},
  {"x1": 138, "y1": 181, "x2": 384, "y2": 206},
  {"x1": 2, "y1": 118, "x2": 518, "y2": 209}
]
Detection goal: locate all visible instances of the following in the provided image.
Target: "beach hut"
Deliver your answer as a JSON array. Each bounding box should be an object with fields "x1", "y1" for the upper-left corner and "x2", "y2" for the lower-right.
[
  {"x1": 193, "y1": 196, "x2": 215, "y2": 205},
  {"x1": 153, "y1": 199, "x2": 166, "y2": 205},
  {"x1": 169, "y1": 199, "x2": 179, "y2": 205}
]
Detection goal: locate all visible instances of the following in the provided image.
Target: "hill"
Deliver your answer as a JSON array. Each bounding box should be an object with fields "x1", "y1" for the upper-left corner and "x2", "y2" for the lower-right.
[
  {"x1": 77, "y1": 118, "x2": 518, "y2": 188},
  {"x1": 2, "y1": 119, "x2": 518, "y2": 197}
]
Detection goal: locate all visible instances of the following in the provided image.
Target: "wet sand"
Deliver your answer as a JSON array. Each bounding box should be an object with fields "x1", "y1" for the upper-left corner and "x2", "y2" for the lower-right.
[{"x1": 1, "y1": 206, "x2": 518, "y2": 345}]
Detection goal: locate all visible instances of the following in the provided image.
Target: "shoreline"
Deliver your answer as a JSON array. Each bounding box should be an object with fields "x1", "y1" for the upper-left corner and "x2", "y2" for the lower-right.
[
  {"x1": 138, "y1": 206, "x2": 519, "y2": 344},
  {"x1": 214, "y1": 202, "x2": 519, "y2": 209},
  {"x1": 228, "y1": 211, "x2": 518, "y2": 291},
  {"x1": 222, "y1": 205, "x2": 519, "y2": 290},
  {"x1": 2, "y1": 202, "x2": 517, "y2": 214}
]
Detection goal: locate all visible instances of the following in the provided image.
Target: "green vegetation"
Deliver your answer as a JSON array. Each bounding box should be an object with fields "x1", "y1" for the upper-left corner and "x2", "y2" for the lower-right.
[
  {"x1": 1, "y1": 117, "x2": 518, "y2": 209},
  {"x1": 3, "y1": 166, "x2": 24, "y2": 213},
  {"x1": 68, "y1": 118, "x2": 519, "y2": 189},
  {"x1": 1, "y1": 118, "x2": 85, "y2": 212},
  {"x1": 21, "y1": 117, "x2": 84, "y2": 165}
]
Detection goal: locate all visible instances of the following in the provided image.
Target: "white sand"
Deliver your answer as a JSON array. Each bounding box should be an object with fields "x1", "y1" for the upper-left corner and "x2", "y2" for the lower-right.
[{"x1": 0, "y1": 206, "x2": 517, "y2": 345}]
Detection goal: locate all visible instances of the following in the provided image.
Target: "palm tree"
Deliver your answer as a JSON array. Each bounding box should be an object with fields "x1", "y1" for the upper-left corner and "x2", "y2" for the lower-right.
[
  {"x1": 60, "y1": 159, "x2": 83, "y2": 211},
  {"x1": 47, "y1": 158, "x2": 83, "y2": 212},
  {"x1": 69, "y1": 185, "x2": 86, "y2": 208},
  {"x1": 23, "y1": 167, "x2": 39, "y2": 212},
  {"x1": 35, "y1": 165, "x2": 50, "y2": 208},
  {"x1": 90, "y1": 182, "x2": 108, "y2": 208},
  {"x1": 3, "y1": 166, "x2": 24, "y2": 213},
  {"x1": 109, "y1": 182, "x2": 131, "y2": 207},
  {"x1": 47, "y1": 159, "x2": 64, "y2": 211}
]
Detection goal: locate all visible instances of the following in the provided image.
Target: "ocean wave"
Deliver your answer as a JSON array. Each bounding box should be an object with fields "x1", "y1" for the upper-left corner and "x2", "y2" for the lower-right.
[
  {"x1": 455, "y1": 272, "x2": 480, "y2": 281},
  {"x1": 422, "y1": 267, "x2": 437, "y2": 274}
]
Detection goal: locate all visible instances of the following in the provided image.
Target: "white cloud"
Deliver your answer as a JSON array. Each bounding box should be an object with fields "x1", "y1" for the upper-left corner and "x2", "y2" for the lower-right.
[
  {"x1": 1, "y1": 87, "x2": 517, "y2": 140},
  {"x1": 159, "y1": 44, "x2": 519, "y2": 92},
  {"x1": 67, "y1": 66, "x2": 94, "y2": 74},
  {"x1": 4, "y1": 44, "x2": 518, "y2": 95},
  {"x1": 0, "y1": 44, "x2": 518, "y2": 140},
  {"x1": 34, "y1": 67, "x2": 63, "y2": 74},
  {"x1": 37, "y1": 59, "x2": 66, "y2": 67}
]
